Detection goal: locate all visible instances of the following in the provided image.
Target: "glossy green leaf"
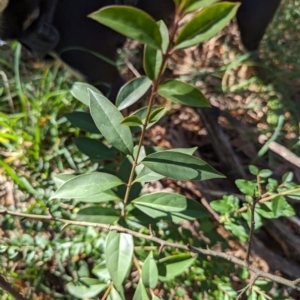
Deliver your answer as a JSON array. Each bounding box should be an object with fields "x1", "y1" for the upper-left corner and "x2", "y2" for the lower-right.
[
  {"x1": 51, "y1": 172, "x2": 124, "y2": 199},
  {"x1": 121, "y1": 115, "x2": 143, "y2": 127},
  {"x1": 182, "y1": 0, "x2": 219, "y2": 14},
  {"x1": 157, "y1": 254, "x2": 196, "y2": 281},
  {"x1": 65, "y1": 112, "x2": 100, "y2": 133},
  {"x1": 89, "y1": 6, "x2": 162, "y2": 49},
  {"x1": 135, "y1": 146, "x2": 197, "y2": 183},
  {"x1": 158, "y1": 79, "x2": 210, "y2": 107},
  {"x1": 158, "y1": 20, "x2": 169, "y2": 54},
  {"x1": 133, "y1": 279, "x2": 150, "y2": 300},
  {"x1": 144, "y1": 45, "x2": 163, "y2": 81},
  {"x1": 74, "y1": 137, "x2": 117, "y2": 160},
  {"x1": 132, "y1": 192, "x2": 208, "y2": 221},
  {"x1": 142, "y1": 251, "x2": 158, "y2": 288},
  {"x1": 53, "y1": 173, "x2": 76, "y2": 188},
  {"x1": 75, "y1": 207, "x2": 120, "y2": 224},
  {"x1": 142, "y1": 151, "x2": 224, "y2": 181},
  {"x1": 89, "y1": 90, "x2": 134, "y2": 155},
  {"x1": 105, "y1": 232, "x2": 134, "y2": 289},
  {"x1": 66, "y1": 278, "x2": 107, "y2": 299},
  {"x1": 149, "y1": 107, "x2": 167, "y2": 123},
  {"x1": 175, "y1": 2, "x2": 239, "y2": 49},
  {"x1": 70, "y1": 82, "x2": 102, "y2": 106},
  {"x1": 129, "y1": 106, "x2": 165, "y2": 133},
  {"x1": 116, "y1": 76, "x2": 152, "y2": 110}
]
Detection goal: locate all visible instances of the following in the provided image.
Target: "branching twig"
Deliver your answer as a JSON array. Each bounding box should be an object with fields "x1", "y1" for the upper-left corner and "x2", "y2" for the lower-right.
[
  {"x1": 237, "y1": 187, "x2": 300, "y2": 214},
  {"x1": 245, "y1": 195, "x2": 261, "y2": 264},
  {"x1": 0, "y1": 208, "x2": 300, "y2": 292},
  {"x1": 236, "y1": 274, "x2": 259, "y2": 300}
]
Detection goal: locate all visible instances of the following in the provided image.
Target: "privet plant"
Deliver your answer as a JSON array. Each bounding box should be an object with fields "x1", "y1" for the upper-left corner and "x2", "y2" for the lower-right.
[{"x1": 2, "y1": 0, "x2": 300, "y2": 299}]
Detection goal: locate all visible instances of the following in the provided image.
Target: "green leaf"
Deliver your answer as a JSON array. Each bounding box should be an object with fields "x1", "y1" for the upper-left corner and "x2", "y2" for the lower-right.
[
  {"x1": 241, "y1": 209, "x2": 263, "y2": 230},
  {"x1": 76, "y1": 190, "x2": 121, "y2": 203},
  {"x1": 126, "y1": 208, "x2": 157, "y2": 228},
  {"x1": 70, "y1": 82, "x2": 102, "y2": 106},
  {"x1": 142, "y1": 252, "x2": 158, "y2": 288},
  {"x1": 171, "y1": 147, "x2": 198, "y2": 155},
  {"x1": 89, "y1": 6, "x2": 162, "y2": 49},
  {"x1": 116, "y1": 76, "x2": 152, "y2": 110},
  {"x1": 51, "y1": 172, "x2": 124, "y2": 199},
  {"x1": 235, "y1": 179, "x2": 256, "y2": 196},
  {"x1": 65, "y1": 112, "x2": 100, "y2": 133},
  {"x1": 272, "y1": 196, "x2": 288, "y2": 218},
  {"x1": 135, "y1": 166, "x2": 165, "y2": 183},
  {"x1": 76, "y1": 207, "x2": 121, "y2": 224},
  {"x1": 256, "y1": 202, "x2": 295, "y2": 219},
  {"x1": 248, "y1": 165, "x2": 259, "y2": 176},
  {"x1": 121, "y1": 115, "x2": 144, "y2": 127},
  {"x1": 132, "y1": 192, "x2": 208, "y2": 221},
  {"x1": 282, "y1": 172, "x2": 293, "y2": 183},
  {"x1": 158, "y1": 20, "x2": 169, "y2": 54},
  {"x1": 133, "y1": 279, "x2": 150, "y2": 300},
  {"x1": 224, "y1": 221, "x2": 248, "y2": 242},
  {"x1": 66, "y1": 278, "x2": 107, "y2": 299},
  {"x1": 210, "y1": 195, "x2": 239, "y2": 214},
  {"x1": 144, "y1": 45, "x2": 163, "y2": 81},
  {"x1": 105, "y1": 232, "x2": 134, "y2": 289},
  {"x1": 175, "y1": 2, "x2": 239, "y2": 49},
  {"x1": 92, "y1": 261, "x2": 111, "y2": 281},
  {"x1": 108, "y1": 287, "x2": 124, "y2": 300},
  {"x1": 182, "y1": 0, "x2": 219, "y2": 14},
  {"x1": 149, "y1": 107, "x2": 167, "y2": 124},
  {"x1": 53, "y1": 173, "x2": 76, "y2": 188},
  {"x1": 157, "y1": 254, "x2": 196, "y2": 281},
  {"x1": 89, "y1": 90, "x2": 134, "y2": 155},
  {"x1": 74, "y1": 137, "x2": 117, "y2": 160},
  {"x1": 258, "y1": 169, "x2": 272, "y2": 178},
  {"x1": 133, "y1": 192, "x2": 185, "y2": 212},
  {"x1": 77, "y1": 261, "x2": 90, "y2": 278},
  {"x1": 266, "y1": 178, "x2": 278, "y2": 192},
  {"x1": 158, "y1": 79, "x2": 210, "y2": 107},
  {"x1": 142, "y1": 151, "x2": 224, "y2": 181},
  {"x1": 129, "y1": 106, "x2": 166, "y2": 132},
  {"x1": 248, "y1": 290, "x2": 257, "y2": 300}
]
